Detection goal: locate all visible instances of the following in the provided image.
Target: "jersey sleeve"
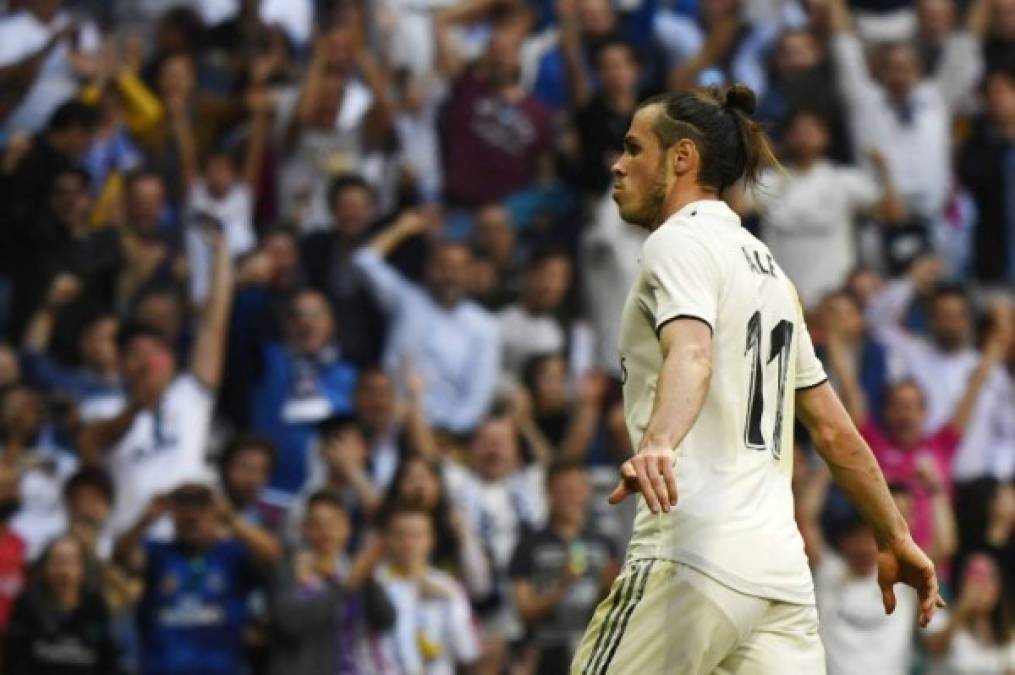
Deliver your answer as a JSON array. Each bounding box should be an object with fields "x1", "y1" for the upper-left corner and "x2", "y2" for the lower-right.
[
  {"x1": 641, "y1": 229, "x2": 721, "y2": 333},
  {"x1": 793, "y1": 297, "x2": 828, "y2": 390}
]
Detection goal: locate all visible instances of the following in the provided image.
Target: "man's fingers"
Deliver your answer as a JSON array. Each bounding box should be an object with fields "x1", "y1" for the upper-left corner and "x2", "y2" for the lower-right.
[
  {"x1": 633, "y1": 461, "x2": 661, "y2": 514},
  {"x1": 607, "y1": 480, "x2": 630, "y2": 505},
  {"x1": 659, "y1": 456, "x2": 678, "y2": 506},
  {"x1": 880, "y1": 581, "x2": 897, "y2": 615}
]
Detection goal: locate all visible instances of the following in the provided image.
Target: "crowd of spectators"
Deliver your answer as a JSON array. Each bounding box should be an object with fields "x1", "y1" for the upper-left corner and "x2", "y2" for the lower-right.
[{"x1": 0, "y1": 0, "x2": 1012, "y2": 673}]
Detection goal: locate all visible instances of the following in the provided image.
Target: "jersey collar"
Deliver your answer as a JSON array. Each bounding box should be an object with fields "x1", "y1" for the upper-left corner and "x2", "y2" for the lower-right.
[{"x1": 665, "y1": 199, "x2": 740, "y2": 229}]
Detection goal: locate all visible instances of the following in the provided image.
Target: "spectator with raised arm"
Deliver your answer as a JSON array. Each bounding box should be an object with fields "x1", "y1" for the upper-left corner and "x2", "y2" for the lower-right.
[
  {"x1": 354, "y1": 211, "x2": 500, "y2": 435},
  {"x1": 20, "y1": 273, "x2": 124, "y2": 421},
  {"x1": 377, "y1": 455, "x2": 492, "y2": 600},
  {"x1": 443, "y1": 409, "x2": 548, "y2": 669},
  {"x1": 795, "y1": 459, "x2": 921, "y2": 675},
  {"x1": 268, "y1": 491, "x2": 397, "y2": 675},
  {"x1": 826, "y1": 298, "x2": 1011, "y2": 553},
  {"x1": 826, "y1": 0, "x2": 987, "y2": 265},
  {"x1": 866, "y1": 257, "x2": 1015, "y2": 482},
  {"x1": 249, "y1": 289, "x2": 358, "y2": 504},
  {"x1": 377, "y1": 506, "x2": 482, "y2": 675},
  {"x1": 114, "y1": 482, "x2": 276, "y2": 675},
  {"x1": 748, "y1": 110, "x2": 899, "y2": 308},
  {"x1": 433, "y1": 0, "x2": 553, "y2": 208},
  {"x1": 656, "y1": 0, "x2": 778, "y2": 96},
  {"x1": 76, "y1": 225, "x2": 232, "y2": 537}
]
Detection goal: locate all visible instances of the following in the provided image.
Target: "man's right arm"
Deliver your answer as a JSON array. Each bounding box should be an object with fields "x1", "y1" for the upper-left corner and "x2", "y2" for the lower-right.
[
  {"x1": 353, "y1": 210, "x2": 428, "y2": 313},
  {"x1": 797, "y1": 382, "x2": 943, "y2": 626}
]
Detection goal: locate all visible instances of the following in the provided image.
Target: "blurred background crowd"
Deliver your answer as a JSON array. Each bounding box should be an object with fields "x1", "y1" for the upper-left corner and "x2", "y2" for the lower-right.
[{"x1": 0, "y1": 0, "x2": 1012, "y2": 673}]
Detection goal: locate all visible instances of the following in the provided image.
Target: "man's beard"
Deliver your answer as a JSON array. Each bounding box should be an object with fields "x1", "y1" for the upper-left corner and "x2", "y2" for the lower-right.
[{"x1": 621, "y1": 174, "x2": 667, "y2": 229}]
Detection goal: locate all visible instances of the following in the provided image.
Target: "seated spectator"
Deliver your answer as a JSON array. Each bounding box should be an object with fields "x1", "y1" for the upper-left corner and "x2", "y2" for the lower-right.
[
  {"x1": 825, "y1": 301, "x2": 1011, "y2": 552},
  {"x1": 377, "y1": 506, "x2": 481, "y2": 675},
  {"x1": 250, "y1": 289, "x2": 358, "y2": 503},
  {"x1": 867, "y1": 259, "x2": 1015, "y2": 482},
  {"x1": 748, "y1": 110, "x2": 894, "y2": 308},
  {"x1": 509, "y1": 460, "x2": 619, "y2": 675},
  {"x1": 378, "y1": 455, "x2": 492, "y2": 599},
  {"x1": 923, "y1": 552, "x2": 1015, "y2": 673},
  {"x1": 354, "y1": 213, "x2": 501, "y2": 435},
  {"x1": 21, "y1": 274, "x2": 124, "y2": 422},
  {"x1": 268, "y1": 491, "x2": 397, "y2": 675},
  {"x1": 433, "y1": 1, "x2": 554, "y2": 208},
  {"x1": 283, "y1": 414, "x2": 382, "y2": 551},
  {"x1": 2, "y1": 535, "x2": 118, "y2": 675},
  {"x1": 115, "y1": 482, "x2": 277, "y2": 675},
  {"x1": 76, "y1": 228, "x2": 232, "y2": 537}
]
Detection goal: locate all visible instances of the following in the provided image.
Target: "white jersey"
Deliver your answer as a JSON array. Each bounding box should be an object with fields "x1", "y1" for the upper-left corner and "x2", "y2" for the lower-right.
[
  {"x1": 106, "y1": 374, "x2": 214, "y2": 536},
  {"x1": 618, "y1": 199, "x2": 826, "y2": 605}
]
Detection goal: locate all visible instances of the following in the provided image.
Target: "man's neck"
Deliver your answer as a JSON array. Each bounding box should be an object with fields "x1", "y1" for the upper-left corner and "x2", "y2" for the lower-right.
[
  {"x1": 654, "y1": 187, "x2": 720, "y2": 230},
  {"x1": 551, "y1": 517, "x2": 583, "y2": 540}
]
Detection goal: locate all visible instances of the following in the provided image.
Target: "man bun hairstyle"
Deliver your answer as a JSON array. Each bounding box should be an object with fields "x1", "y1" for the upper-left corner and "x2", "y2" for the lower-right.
[
  {"x1": 640, "y1": 83, "x2": 778, "y2": 192},
  {"x1": 723, "y1": 83, "x2": 757, "y2": 115}
]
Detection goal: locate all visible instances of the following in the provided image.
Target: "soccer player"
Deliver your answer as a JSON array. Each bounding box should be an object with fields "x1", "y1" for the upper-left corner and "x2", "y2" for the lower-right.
[{"x1": 570, "y1": 85, "x2": 944, "y2": 675}]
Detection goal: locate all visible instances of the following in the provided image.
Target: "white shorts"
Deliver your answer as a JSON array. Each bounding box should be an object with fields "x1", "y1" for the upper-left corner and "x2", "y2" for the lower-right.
[{"x1": 570, "y1": 559, "x2": 826, "y2": 675}]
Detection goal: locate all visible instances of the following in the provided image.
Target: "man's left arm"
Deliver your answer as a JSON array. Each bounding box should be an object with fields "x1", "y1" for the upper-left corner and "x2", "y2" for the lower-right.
[{"x1": 608, "y1": 319, "x2": 712, "y2": 513}]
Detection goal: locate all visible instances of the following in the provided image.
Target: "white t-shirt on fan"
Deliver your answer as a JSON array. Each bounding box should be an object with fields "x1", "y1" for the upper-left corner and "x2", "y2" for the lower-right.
[{"x1": 105, "y1": 375, "x2": 214, "y2": 536}]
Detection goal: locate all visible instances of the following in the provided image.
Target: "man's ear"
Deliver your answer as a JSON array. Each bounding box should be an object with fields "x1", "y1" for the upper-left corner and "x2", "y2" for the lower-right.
[{"x1": 672, "y1": 138, "x2": 698, "y2": 177}]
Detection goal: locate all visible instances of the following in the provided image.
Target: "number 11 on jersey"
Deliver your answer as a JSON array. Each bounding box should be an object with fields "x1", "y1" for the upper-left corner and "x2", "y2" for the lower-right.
[{"x1": 744, "y1": 311, "x2": 794, "y2": 459}]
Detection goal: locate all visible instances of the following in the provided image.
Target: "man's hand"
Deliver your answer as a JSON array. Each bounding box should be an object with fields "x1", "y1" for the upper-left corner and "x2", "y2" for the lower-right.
[
  {"x1": 607, "y1": 447, "x2": 678, "y2": 514},
  {"x1": 46, "y1": 273, "x2": 82, "y2": 310},
  {"x1": 877, "y1": 536, "x2": 945, "y2": 627}
]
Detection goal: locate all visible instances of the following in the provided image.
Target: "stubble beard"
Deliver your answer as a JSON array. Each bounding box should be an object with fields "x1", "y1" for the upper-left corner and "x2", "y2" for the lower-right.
[{"x1": 619, "y1": 173, "x2": 667, "y2": 230}]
